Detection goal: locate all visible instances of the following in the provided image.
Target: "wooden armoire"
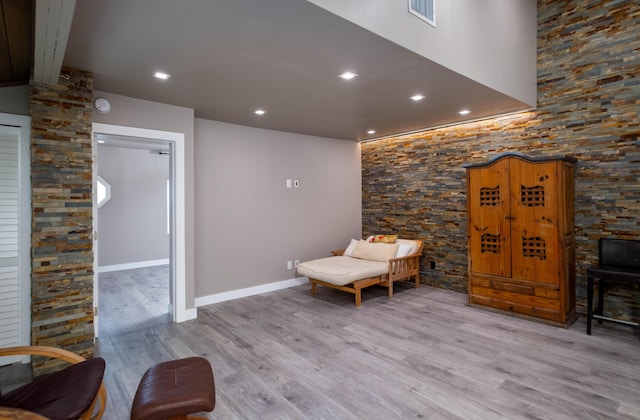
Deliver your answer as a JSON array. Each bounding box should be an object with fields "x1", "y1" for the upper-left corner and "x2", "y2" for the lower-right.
[{"x1": 465, "y1": 153, "x2": 577, "y2": 326}]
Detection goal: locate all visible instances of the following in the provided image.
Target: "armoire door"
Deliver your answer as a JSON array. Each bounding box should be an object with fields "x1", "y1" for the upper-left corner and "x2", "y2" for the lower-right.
[
  {"x1": 467, "y1": 158, "x2": 511, "y2": 278},
  {"x1": 508, "y1": 159, "x2": 561, "y2": 285}
]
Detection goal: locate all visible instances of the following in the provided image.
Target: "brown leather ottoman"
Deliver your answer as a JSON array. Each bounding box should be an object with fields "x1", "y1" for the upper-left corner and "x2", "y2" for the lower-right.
[{"x1": 131, "y1": 357, "x2": 215, "y2": 420}]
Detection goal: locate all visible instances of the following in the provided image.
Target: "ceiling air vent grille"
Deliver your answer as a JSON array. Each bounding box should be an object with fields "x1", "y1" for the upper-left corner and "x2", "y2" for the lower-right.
[{"x1": 409, "y1": 0, "x2": 436, "y2": 27}]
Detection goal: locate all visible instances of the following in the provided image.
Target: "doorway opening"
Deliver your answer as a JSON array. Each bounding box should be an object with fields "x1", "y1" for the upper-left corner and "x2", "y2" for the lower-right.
[
  {"x1": 95, "y1": 137, "x2": 171, "y2": 337},
  {"x1": 91, "y1": 123, "x2": 189, "y2": 339}
]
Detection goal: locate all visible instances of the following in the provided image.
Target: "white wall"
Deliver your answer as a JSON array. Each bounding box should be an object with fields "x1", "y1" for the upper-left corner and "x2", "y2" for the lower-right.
[
  {"x1": 308, "y1": 0, "x2": 537, "y2": 106},
  {"x1": 97, "y1": 146, "x2": 170, "y2": 267},
  {"x1": 194, "y1": 119, "x2": 362, "y2": 297}
]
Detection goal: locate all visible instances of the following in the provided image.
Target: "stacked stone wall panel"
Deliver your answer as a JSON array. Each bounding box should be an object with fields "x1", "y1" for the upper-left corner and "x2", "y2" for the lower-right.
[
  {"x1": 30, "y1": 68, "x2": 94, "y2": 372},
  {"x1": 362, "y1": 0, "x2": 639, "y2": 317}
]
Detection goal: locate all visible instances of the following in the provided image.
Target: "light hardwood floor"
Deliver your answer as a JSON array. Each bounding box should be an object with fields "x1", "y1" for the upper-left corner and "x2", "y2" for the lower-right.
[
  {"x1": 0, "y1": 266, "x2": 172, "y2": 398},
  {"x1": 98, "y1": 265, "x2": 171, "y2": 338},
  {"x1": 96, "y1": 282, "x2": 640, "y2": 420}
]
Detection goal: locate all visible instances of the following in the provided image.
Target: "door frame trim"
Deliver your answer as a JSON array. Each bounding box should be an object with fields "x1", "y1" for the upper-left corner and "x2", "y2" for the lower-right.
[{"x1": 92, "y1": 123, "x2": 192, "y2": 325}]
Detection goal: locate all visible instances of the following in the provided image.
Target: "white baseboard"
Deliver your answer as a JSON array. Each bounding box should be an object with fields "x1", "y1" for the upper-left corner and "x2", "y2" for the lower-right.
[
  {"x1": 98, "y1": 258, "x2": 170, "y2": 273},
  {"x1": 195, "y1": 277, "x2": 308, "y2": 307}
]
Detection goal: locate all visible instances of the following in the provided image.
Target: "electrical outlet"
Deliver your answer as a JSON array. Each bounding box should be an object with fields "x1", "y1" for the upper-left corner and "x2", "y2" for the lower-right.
[
  {"x1": 294, "y1": 260, "x2": 299, "y2": 268},
  {"x1": 287, "y1": 260, "x2": 293, "y2": 270}
]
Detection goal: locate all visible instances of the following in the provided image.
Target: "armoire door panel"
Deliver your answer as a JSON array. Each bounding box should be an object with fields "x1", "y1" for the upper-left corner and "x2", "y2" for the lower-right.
[
  {"x1": 508, "y1": 160, "x2": 561, "y2": 284},
  {"x1": 467, "y1": 159, "x2": 511, "y2": 277}
]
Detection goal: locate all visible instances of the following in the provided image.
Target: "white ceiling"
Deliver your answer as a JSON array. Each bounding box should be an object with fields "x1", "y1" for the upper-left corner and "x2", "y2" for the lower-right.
[{"x1": 63, "y1": 0, "x2": 530, "y2": 141}]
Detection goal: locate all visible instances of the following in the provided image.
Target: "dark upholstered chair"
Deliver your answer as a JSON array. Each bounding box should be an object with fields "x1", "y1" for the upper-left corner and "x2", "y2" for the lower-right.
[{"x1": 0, "y1": 346, "x2": 107, "y2": 420}]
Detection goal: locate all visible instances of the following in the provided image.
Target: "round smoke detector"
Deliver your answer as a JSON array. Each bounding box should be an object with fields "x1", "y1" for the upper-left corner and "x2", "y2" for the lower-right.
[{"x1": 94, "y1": 97, "x2": 111, "y2": 113}]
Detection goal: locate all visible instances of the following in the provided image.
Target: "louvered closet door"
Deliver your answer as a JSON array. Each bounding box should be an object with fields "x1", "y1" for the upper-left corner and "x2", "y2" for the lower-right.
[
  {"x1": 468, "y1": 158, "x2": 512, "y2": 277},
  {"x1": 509, "y1": 159, "x2": 560, "y2": 284},
  {"x1": 0, "y1": 125, "x2": 20, "y2": 351}
]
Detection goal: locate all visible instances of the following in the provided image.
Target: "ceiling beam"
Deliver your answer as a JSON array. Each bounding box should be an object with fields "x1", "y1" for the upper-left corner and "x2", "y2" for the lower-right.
[{"x1": 33, "y1": 0, "x2": 76, "y2": 84}]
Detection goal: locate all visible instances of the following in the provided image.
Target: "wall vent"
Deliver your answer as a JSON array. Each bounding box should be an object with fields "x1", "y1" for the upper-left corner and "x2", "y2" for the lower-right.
[{"x1": 409, "y1": 0, "x2": 436, "y2": 27}]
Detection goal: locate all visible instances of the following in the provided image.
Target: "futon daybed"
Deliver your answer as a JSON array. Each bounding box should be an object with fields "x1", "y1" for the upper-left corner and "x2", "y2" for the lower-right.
[{"x1": 297, "y1": 236, "x2": 423, "y2": 306}]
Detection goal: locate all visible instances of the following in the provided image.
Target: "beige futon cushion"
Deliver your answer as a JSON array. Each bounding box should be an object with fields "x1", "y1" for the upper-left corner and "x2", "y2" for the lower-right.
[
  {"x1": 297, "y1": 256, "x2": 388, "y2": 286},
  {"x1": 351, "y1": 240, "x2": 399, "y2": 262}
]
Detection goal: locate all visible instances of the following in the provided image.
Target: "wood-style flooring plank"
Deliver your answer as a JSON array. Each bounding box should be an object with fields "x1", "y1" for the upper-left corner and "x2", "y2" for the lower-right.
[
  {"x1": 90, "y1": 279, "x2": 640, "y2": 419},
  {"x1": 98, "y1": 265, "x2": 171, "y2": 338}
]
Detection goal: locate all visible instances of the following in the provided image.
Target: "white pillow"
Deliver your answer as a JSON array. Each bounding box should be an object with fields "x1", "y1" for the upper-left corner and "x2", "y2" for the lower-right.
[
  {"x1": 351, "y1": 240, "x2": 399, "y2": 262},
  {"x1": 344, "y1": 238, "x2": 359, "y2": 256},
  {"x1": 395, "y1": 243, "x2": 414, "y2": 258},
  {"x1": 396, "y1": 239, "x2": 419, "y2": 255}
]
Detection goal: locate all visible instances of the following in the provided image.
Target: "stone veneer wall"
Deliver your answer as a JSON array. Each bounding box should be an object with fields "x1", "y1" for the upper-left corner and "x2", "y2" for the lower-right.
[
  {"x1": 362, "y1": 0, "x2": 639, "y2": 317},
  {"x1": 30, "y1": 68, "x2": 94, "y2": 371}
]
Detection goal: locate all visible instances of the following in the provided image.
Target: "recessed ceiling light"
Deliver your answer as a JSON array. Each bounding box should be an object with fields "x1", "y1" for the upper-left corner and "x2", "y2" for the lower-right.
[
  {"x1": 254, "y1": 109, "x2": 266, "y2": 116},
  {"x1": 459, "y1": 109, "x2": 470, "y2": 115},
  {"x1": 339, "y1": 71, "x2": 358, "y2": 80},
  {"x1": 367, "y1": 130, "x2": 376, "y2": 135},
  {"x1": 153, "y1": 71, "x2": 171, "y2": 80},
  {"x1": 410, "y1": 94, "x2": 425, "y2": 101}
]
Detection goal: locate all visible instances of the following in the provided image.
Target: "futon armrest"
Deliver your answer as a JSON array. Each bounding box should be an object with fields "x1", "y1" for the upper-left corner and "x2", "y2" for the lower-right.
[
  {"x1": 388, "y1": 252, "x2": 420, "y2": 264},
  {"x1": 387, "y1": 239, "x2": 423, "y2": 281},
  {"x1": 331, "y1": 249, "x2": 346, "y2": 256},
  {"x1": 387, "y1": 251, "x2": 421, "y2": 282}
]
